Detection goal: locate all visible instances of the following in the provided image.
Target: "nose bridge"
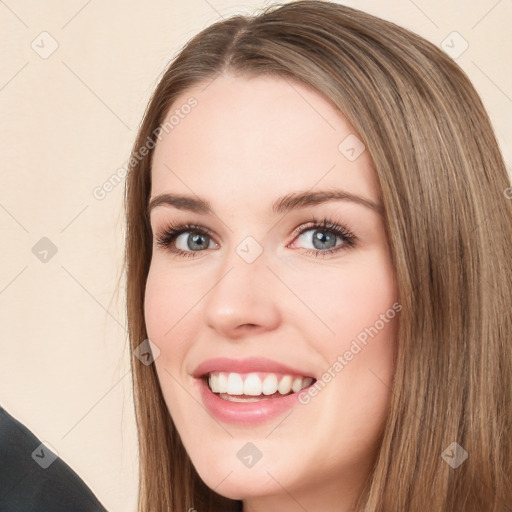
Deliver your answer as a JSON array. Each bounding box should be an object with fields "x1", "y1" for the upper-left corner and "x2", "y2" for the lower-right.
[{"x1": 202, "y1": 237, "x2": 281, "y2": 335}]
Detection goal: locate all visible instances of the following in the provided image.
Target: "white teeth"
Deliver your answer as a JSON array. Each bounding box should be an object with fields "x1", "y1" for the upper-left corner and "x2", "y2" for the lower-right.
[
  {"x1": 262, "y1": 374, "x2": 278, "y2": 395},
  {"x1": 302, "y1": 377, "x2": 313, "y2": 388},
  {"x1": 291, "y1": 377, "x2": 303, "y2": 393},
  {"x1": 207, "y1": 371, "x2": 314, "y2": 396},
  {"x1": 209, "y1": 373, "x2": 218, "y2": 392},
  {"x1": 243, "y1": 373, "x2": 263, "y2": 396},
  {"x1": 226, "y1": 373, "x2": 244, "y2": 395},
  {"x1": 218, "y1": 373, "x2": 228, "y2": 393},
  {"x1": 278, "y1": 375, "x2": 292, "y2": 394}
]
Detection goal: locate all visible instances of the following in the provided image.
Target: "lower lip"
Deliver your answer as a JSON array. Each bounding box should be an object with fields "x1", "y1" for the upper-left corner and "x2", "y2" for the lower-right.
[{"x1": 196, "y1": 377, "x2": 307, "y2": 426}]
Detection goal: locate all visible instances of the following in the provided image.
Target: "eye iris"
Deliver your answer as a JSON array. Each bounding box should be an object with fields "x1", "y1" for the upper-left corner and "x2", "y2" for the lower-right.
[
  {"x1": 313, "y1": 230, "x2": 336, "y2": 250},
  {"x1": 188, "y1": 233, "x2": 209, "y2": 250}
]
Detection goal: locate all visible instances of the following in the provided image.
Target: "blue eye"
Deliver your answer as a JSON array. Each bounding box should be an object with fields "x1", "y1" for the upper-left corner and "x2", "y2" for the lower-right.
[
  {"x1": 155, "y1": 223, "x2": 217, "y2": 259},
  {"x1": 155, "y1": 217, "x2": 356, "y2": 259},
  {"x1": 291, "y1": 218, "x2": 356, "y2": 256}
]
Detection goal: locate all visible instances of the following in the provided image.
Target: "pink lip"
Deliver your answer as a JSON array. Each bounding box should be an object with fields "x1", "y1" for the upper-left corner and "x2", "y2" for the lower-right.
[
  {"x1": 192, "y1": 356, "x2": 314, "y2": 378},
  {"x1": 195, "y1": 377, "x2": 312, "y2": 426}
]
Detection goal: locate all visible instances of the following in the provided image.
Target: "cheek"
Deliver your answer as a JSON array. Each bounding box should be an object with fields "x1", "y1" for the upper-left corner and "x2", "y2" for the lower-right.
[
  {"x1": 289, "y1": 251, "x2": 398, "y2": 346},
  {"x1": 143, "y1": 266, "x2": 194, "y2": 419},
  {"x1": 293, "y1": 260, "x2": 398, "y2": 467},
  {"x1": 143, "y1": 263, "x2": 189, "y2": 367},
  {"x1": 144, "y1": 259, "x2": 190, "y2": 337}
]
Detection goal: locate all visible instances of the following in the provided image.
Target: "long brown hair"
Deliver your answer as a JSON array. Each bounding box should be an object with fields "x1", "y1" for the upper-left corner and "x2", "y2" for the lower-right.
[{"x1": 123, "y1": 1, "x2": 512, "y2": 510}]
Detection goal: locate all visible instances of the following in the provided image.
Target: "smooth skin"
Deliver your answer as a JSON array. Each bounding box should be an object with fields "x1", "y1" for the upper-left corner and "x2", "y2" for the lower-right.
[{"x1": 144, "y1": 73, "x2": 399, "y2": 512}]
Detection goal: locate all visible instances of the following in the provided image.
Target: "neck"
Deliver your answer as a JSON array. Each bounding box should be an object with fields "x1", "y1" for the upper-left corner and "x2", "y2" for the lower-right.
[{"x1": 241, "y1": 466, "x2": 369, "y2": 512}]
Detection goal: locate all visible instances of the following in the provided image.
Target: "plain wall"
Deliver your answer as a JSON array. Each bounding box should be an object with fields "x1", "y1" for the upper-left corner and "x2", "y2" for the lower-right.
[{"x1": 1, "y1": 1, "x2": 510, "y2": 510}]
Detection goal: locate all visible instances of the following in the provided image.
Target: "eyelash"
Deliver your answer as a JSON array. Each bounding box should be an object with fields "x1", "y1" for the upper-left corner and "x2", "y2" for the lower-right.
[{"x1": 154, "y1": 216, "x2": 357, "y2": 259}]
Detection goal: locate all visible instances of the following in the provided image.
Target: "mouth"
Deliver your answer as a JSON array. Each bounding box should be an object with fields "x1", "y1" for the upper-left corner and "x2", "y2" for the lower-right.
[
  {"x1": 193, "y1": 357, "x2": 318, "y2": 424},
  {"x1": 202, "y1": 371, "x2": 317, "y2": 403}
]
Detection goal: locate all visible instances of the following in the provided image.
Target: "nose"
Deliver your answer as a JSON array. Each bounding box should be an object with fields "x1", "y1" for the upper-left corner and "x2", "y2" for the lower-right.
[{"x1": 202, "y1": 248, "x2": 282, "y2": 339}]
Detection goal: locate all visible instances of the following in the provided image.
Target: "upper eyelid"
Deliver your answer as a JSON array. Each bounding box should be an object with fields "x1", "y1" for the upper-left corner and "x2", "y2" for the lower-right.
[
  {"x1": 154, "y1": 219, "x2": 356, "y2": 246},
  {"x1": 154, "y1": 220, "x2": 342, "y2": 236}
]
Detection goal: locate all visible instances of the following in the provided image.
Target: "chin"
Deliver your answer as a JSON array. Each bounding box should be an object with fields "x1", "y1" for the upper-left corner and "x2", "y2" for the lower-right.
[{"x1": 196, "y1": 464, "x2": 285, "y2": 501}]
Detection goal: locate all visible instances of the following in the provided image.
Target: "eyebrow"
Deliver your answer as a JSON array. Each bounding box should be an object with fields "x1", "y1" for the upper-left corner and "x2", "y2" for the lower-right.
[{"x1": 147, "y1": 189, "x2": 384, "y2": 217}]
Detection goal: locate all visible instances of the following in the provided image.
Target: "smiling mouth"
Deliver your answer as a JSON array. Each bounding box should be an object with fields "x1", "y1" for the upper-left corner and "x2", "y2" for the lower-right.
[{"x1": 203, "y1": 371, "x2": 316, "y2": 402}]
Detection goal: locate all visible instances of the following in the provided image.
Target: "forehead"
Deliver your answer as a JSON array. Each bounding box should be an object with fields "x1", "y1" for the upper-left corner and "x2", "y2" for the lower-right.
[{"x1": 150, "y1": 73, "x2": 380, "y2": 214}]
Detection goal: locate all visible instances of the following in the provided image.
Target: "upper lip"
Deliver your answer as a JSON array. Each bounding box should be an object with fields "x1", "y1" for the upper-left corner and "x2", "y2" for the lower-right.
[{"x1": 192, "y1": 357, "x2": 315, "y2": 379}]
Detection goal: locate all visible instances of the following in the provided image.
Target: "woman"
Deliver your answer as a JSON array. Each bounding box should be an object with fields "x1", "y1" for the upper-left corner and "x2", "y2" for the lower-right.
[{"x1": 124, "y1": 1, "x2": 512, "y2": 510}]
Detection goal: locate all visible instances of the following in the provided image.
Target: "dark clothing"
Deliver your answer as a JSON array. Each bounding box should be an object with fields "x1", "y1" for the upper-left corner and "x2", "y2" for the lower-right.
[{"x1": 0, "y1": 405, "x2": 107, "y2": 511}]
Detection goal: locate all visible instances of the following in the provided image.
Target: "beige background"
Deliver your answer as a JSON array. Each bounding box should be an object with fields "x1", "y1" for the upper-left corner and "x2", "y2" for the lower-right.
[{"x1": 0, "y1": 1, "x2": 510, "y2": 510}]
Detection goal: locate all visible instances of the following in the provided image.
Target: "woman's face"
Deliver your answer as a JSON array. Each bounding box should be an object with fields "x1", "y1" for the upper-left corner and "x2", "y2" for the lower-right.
[{"x1": 145, "y1": 73, "x2": 399, "y2": 511}]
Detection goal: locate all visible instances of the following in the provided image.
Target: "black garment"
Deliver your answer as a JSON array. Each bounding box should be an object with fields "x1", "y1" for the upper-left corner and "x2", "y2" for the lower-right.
[{"x1": 0, "y1": 405, "x2": 108, "y2": 511}]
